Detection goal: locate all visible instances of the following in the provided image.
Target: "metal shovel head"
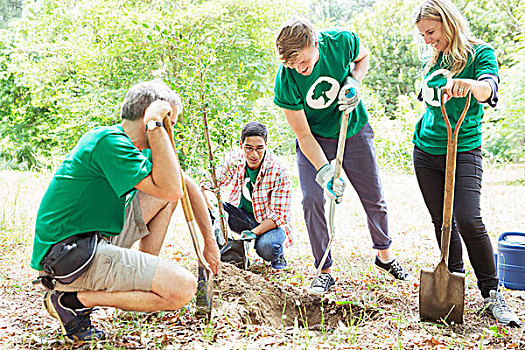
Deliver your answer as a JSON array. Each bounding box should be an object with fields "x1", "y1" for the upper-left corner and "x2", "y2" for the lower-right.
[
  {"x1": 419, "y1": 260, "x2": 465, "y2": 324},
  {"x1": 195, "y1": 265, "x2": 213, "y2": 318}
]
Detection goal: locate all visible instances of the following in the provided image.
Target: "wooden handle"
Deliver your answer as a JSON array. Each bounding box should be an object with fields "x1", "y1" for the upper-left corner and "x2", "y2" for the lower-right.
[
  {"x1": 333, "y1": 110, "x2": 350, "y2": 179},
  {"x1": 439, "y1": 90, "x2": 472, "y2": 263},
  {"x1": 162, "y1": 116, "x2": 211, "y2": 274}
]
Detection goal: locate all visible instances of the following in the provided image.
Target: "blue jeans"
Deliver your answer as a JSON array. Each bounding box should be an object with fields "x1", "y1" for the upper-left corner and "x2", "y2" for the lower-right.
[
  {"x1": 296, "y1": 123, "x2": 391, "y2": 270},
  {"x1": 222, "y1": 203, "x2": 286, "y2": 262},
  {"x1": 413, "y1": 146, "x2": 498, "y2": 297}
]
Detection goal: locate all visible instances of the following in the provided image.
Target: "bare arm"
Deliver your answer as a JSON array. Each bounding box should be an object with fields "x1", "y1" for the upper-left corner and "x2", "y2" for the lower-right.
[
  {"x1": 444, "y1": 79, "x2": 492, "y2": 101},
  {"x1": 251, "y1": 219, "x2": 277, "y2": 236},
  {"x1": 351, "y1": 41, "x2": 370, "y2": 83},
  {"x1": 284, "y1": 109, "x2": 328, "y2": 171},
  {"x1": 184, "y1": 174, "x2": 220, "y2": 274},
  {"x1": 135, "y1": 101, "x2": 183, "y2": 202}
]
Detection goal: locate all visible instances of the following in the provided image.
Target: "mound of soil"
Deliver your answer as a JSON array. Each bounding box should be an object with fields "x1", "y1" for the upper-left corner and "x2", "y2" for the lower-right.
[{"x1": 213, "y1": 264, "x2": 378, "y2": 329}]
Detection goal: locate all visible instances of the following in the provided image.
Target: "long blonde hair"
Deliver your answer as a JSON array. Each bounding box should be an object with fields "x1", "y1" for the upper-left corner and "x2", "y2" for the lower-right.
[{"x1": 413, "y1": 0, "x2": 482, "y2": 76}]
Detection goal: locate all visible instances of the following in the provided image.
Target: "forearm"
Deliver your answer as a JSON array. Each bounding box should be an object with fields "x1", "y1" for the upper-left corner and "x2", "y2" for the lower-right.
[
  {"x1": 149, "y1": 130, "x2": 183, "y2": 198},
  {"x1": 184, "y1": 174, "x2": 215, "y2": 244},
  {"x1": 284, "y1": 109, "x2": 328, "y2": 170},
  {"x1": 469, "y1": 79, "x2": 492, "y2": 102},
  {"x1": 445, "y1": 78, "x2": 493, "y2": 101},
  {"x1": 297, "y1": 134, "x2": 329, "y2": 170},
  {"x1": 351, "y1": 42, "x2": 370, "y2": 83},
  {"x1": 351, "y1": 54, "x2": 369, "y2": 83},
  {"x1": 251, "y1": 219, "x2": 277, "y2": 236}
]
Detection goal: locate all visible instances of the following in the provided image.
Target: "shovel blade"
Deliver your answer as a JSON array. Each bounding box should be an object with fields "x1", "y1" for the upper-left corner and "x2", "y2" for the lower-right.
[
  {"x1": 195, "y1": 265, "x2": 213, "y2": 318},
  {"x1": 419, "y1": 260, "x2": 465, "y2": 324}
]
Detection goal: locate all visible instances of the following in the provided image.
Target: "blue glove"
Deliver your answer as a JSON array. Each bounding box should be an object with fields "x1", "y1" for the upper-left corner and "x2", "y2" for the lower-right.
[
  {"x1": 240, "y1": 230, "x2": 257, "y2": 241},
  {"x1": 315, "y1": 164, "x2": 346, "y2": 204},
  {"x1": 337, "y1": 76, "x2": 360, "y2": 112}
]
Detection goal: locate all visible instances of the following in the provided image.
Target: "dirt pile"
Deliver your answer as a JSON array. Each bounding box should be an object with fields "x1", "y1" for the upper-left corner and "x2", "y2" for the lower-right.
[{"x1": 213, "y1": 263, "x2": 378, "y2": 329}]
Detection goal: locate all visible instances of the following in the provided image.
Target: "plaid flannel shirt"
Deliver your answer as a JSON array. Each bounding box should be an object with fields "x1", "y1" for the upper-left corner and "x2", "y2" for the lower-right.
[{"x1": 202, "y1": 150, "x2": 293, "y2": 245}]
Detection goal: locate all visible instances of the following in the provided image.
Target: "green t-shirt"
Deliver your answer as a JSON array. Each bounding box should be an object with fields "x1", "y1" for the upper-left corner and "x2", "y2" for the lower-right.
[
  {"x1": 273, "y1": 29, "x2": 368, "y2": 139},
  {"x1": 31, "y1": 125, "x2": 152, "y2": 270},
  {"x1": 413, "y1": 44, "x2": 498, "y2": 155},
  {"x1": 238, "y1": 164, "x2": 261, "y2": 215}
]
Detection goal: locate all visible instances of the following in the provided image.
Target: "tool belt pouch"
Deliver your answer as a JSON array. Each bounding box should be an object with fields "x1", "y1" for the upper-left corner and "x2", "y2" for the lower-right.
[
  {"x1": 219, "y1": 239, "x2": 249, "y2": 270},
  {"x1": 42, "y1": 232, "x2": 98, "y2": 284}
]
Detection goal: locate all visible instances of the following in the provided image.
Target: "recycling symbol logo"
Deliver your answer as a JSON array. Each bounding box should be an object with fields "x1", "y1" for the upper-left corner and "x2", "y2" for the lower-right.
[{"x1": 306, "y1": 76, "x2": 340, "y2": 109}]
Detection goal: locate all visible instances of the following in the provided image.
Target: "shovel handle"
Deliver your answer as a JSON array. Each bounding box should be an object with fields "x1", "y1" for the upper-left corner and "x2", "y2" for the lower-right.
[
  {"x1": 439, "y1": 90, "x2": 471, "y2": 263},
  {"x1": 162, "y1": 117, "x2": 213, "y2": 275},
  {"x1": 310, "y1": 110, "x2": 350, "y2": 288},
  {"x1": 333, "y1": 110, "x2": 350, "y2": 179}
]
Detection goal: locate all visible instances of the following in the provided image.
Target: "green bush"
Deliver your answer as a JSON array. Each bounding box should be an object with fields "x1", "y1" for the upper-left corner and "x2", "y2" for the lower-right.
[{"x1": 1, "y1": 0, "x2": 296, "y2": 172}]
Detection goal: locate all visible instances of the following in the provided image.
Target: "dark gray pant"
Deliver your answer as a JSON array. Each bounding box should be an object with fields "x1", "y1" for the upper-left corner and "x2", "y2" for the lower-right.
[
  {"x1": 413, "y1": 146, "x2": 498, "y2": 297},
  {"x1": 297, "y1": 123, "x2": 391, "y2": 270}
]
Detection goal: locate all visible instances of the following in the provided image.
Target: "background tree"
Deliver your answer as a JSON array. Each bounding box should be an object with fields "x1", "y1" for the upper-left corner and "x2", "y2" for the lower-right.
[
  {"x1": 0, "y1": 0, "x2": 522, "y2": 171},
  {"x1": 0, "y1": 0, "x2": 22, "y2": 29}
]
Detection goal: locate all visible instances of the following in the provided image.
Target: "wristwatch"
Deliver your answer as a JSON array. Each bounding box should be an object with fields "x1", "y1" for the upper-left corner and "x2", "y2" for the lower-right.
[{"x1": 145, "y1": 120, "x2": 163, "y2": 131}]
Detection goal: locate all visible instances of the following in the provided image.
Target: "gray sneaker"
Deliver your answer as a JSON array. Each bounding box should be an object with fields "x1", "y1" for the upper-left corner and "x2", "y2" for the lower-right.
[{"x1": 483, "y1": 290, "x2": 521, "y2": 327}]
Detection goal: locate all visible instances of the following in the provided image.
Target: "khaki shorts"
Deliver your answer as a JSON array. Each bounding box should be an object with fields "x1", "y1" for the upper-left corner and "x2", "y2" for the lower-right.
[{"x1": 54, "y1": 195, "x2": 159, "y2": 292}]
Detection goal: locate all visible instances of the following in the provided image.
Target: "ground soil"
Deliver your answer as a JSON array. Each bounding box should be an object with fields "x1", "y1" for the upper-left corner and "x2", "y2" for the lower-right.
[
  {"x1": 214, "y1": 263, "x2": 377, "y2": 329},
  {"x1": 1, "y1": 167, "x2": 524, "y2": 349}
]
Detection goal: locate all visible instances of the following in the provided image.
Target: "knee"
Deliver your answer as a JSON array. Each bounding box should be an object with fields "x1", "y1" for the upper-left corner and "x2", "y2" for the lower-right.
[
  {"x1": 153, "y1": 262, "x2": 197, "y2": 310},
  {"x1": 169, "y1": 269, "x2": 197, "y2": 308},
  {"x1": 171, "y1": 272, "x2": 197, "y2": 310},
  {"x1": 255, "y1": 241, "x2": 282, "y2": 261},
  {"x1": 162, "y1": 201, "x2": 177, "y2": 215},
  {"x1": 455, "y1": 216, "x2": 484, "y2": 238}
]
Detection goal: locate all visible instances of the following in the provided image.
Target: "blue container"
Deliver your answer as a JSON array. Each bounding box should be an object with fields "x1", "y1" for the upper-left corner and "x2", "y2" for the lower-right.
[{"x1": 497, "y1": 232, "x2": 525, "y2": 290}]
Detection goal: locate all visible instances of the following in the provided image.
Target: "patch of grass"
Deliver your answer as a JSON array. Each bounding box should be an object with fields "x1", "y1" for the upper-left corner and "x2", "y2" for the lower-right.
[{"x1": 2, "y1": 167, "x2": 525, "y2": 349}]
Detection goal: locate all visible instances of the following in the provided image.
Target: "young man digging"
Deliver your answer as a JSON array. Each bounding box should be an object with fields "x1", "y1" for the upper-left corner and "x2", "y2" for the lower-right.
[
  {"x1": 31, "y1": 80, "x2": 220, "y2": 342},
  {"x1": 273, "y1": 19, "x2": 414, "y2": 294},
  {"x1": 201, "y1": 122, "x2": 292, "y2": 270}
]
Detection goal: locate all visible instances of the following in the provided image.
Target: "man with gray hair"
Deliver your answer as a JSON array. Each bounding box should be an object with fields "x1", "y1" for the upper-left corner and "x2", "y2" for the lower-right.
[{"x1": 31, "y1": 79, "x2": 220, "y2": 343}]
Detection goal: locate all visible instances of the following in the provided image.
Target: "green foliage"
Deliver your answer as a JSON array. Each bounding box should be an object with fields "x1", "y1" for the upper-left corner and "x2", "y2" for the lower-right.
[
  {"x1": 460, "y1": 0, "x2": 522, "y2": 68},
  {"x1": 1, "y1": 0, "x2": 296, "y2": 172},
  {"x1": 309, "y1": 0, "x2": 375, "y2": 27},
  {"x1": 365, "y1": 89, "x2": 424, "y2": 173},
  {"x1": 152, "y1": 0, "x2": 297, "y2": 175},
  {"x1": 0, "y1": 0, "x2": 523, "y2": 173},
  {"x1": 483, "y1": 32, "x2": 525, "y2": 162},
  {"x1": 0, "y1": 40, "x2": 53, "y2": 169},
  {"x1": 0, "y1": 0, "x2": 22, "y2": 29},
  {"x1": 351, "y1": 0, "x2": 421, "y2": 116}
]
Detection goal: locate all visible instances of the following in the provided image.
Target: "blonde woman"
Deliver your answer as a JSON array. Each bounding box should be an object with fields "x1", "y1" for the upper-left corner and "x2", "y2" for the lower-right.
[{"x1": 413, "y1": 0, "x2": 520, "y2": 326}]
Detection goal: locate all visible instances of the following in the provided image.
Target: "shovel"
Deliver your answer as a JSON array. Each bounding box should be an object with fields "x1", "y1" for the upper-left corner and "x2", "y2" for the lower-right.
[
  {"x1": 309, "y1": 108, "x2": 351, "y2": 291},
  {"x1": 162, "y1": 116, "x2": 214, "y2": 318},
  {"x1": 419, "y1": 90, "x2": 471, "y2": 324},
  {"x1": 309, "y1": 85, "x2": 358, "y2": 291}
]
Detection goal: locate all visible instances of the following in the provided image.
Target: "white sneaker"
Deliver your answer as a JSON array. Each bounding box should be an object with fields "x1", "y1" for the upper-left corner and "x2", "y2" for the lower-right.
[{"x1": 483, "y1": 290, "x2": 521, "y2": 327}]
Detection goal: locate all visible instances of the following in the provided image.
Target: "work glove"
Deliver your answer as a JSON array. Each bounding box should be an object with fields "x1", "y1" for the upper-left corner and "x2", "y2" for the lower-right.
[
  {"x1": 240, "y1": 230, "x2": 257, "y2": 241},
  {"x1": 337, "y1": 76, "x2": 360, "y2": 112},
  {"x1": 315, "y1": 163, "x2": 346, "y2": 204}
]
